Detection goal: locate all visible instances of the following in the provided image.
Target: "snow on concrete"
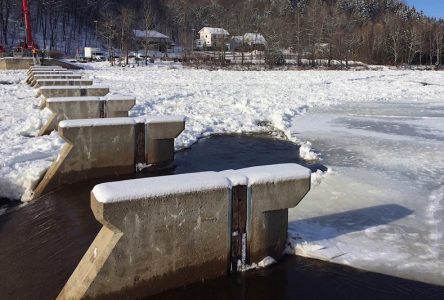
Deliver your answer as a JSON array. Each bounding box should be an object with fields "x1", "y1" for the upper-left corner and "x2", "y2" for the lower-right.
[
  {"x1": 235, "y1": 163, "x2": 310, "y2": 185},
  {"x1": 94, "y1": 164, "x2": 309, "y2": 203},
  {"x1": 137, "y1": 115, "x2": 186, "y2": 124},
  {"x1": 92, "y1": 171, "x2": 230, "y2": 203},
  {"x1": 59, "y1": 117, "x2": 136, "y2": 128}
]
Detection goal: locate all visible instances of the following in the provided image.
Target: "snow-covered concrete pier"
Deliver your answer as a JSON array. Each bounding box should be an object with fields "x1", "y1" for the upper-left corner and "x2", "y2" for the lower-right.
[
  {"x1": 34, "y1": 79, "x2": 93, "y2": 88},
  {"x1": 36, "y1": 85, "x2": 110, "y2": 107},
  {"x1": 27, "y1": 66, "x2": 65, "y2": 75},
  {"x1": 58, "y1": 164, "x2": 311, "y2": 299},
  {"x1": 30, "y1": 74, "x2": 82, "y2": 86},
  {"x1": 0, "y1": 57, "x2": 34, "y2": 70},
  {"x1": 39, "y1": 96, "x2": 136, "y2": 135},
  {"x1": 32, "y1": 116, "x2": 185, "y2": 199},
  {"x1": 26, "y1": 70, "x2": 74, "y2": 83}
]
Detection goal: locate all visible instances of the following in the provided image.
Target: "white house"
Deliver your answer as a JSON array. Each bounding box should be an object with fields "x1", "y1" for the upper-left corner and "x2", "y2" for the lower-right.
[{"x1": 198, "y1": 27, "x2": 230, "y2": 50}]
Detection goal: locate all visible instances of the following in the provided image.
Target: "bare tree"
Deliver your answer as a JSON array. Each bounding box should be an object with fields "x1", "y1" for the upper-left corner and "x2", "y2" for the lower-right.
[
  {"x1": 99, "y1": 11, "x2": 117, "y2": 65},
  {"x1": 119, "y1": 6, "x2": 136, "y2": 64},
  {"x1": 142, "y1": 0, "x2": 153, "y2": 65}
]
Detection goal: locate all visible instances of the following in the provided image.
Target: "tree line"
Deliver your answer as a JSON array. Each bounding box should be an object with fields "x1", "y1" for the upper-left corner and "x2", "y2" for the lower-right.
[{"x1": 0, "y1": 0, "x2": 443, "y2": 66}]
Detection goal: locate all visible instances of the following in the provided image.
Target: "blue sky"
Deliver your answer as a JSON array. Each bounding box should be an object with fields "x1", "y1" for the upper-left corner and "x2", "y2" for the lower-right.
[{"x1": 405, "y1": 0, "x2": 444, "y2": 19}]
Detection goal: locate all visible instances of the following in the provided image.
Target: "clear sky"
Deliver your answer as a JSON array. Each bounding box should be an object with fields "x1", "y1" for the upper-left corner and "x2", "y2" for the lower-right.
[{"x1": 405, "y1": 0, "x2": 444, "y2": 19}]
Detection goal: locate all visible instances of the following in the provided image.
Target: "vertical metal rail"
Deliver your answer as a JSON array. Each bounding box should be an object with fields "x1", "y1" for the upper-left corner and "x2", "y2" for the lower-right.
[
  {"x1": 134, "y1": 123, "x2": 146, "y2": 172},
  {"x1": 230, "y1": 185, "x2": 248, "y2": 273},
  {"x1": 99, "y1": 100, "x2": 107, "y2": 118}
]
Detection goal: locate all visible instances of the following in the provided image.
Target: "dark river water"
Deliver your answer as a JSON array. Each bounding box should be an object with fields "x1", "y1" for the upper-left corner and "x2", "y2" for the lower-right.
[{"x1": 0, "y1": 134, "x2": 442, "y2": 300}]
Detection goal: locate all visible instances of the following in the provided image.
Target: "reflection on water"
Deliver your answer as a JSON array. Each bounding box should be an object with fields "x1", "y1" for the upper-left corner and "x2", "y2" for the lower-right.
[{"x1": 149, "y1": 256, "x2": 444, "y2": 300}]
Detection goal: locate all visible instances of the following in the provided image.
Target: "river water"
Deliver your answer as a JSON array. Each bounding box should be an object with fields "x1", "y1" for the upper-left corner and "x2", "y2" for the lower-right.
[{"x1": 0, "y1": 134, "x2": 443, "y2": 299}]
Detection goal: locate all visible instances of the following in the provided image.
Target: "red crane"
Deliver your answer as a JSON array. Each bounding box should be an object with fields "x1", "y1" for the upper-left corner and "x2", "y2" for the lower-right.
[
  {"x1": 21, "y1": 0, "x2": 38, "y2": 49},
  {"x1": 0, "y1": 0, "x2": 37, "y2": 54}
]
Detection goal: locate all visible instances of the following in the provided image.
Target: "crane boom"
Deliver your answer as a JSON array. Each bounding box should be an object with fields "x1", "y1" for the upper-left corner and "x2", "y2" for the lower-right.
[{"x1": 22, "y1": 0, "x2": 36, "y2": 49}]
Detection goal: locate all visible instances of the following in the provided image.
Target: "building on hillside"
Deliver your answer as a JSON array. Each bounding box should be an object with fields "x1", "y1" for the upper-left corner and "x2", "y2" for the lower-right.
[
  {"x1": 229, "y1": 36, "x2": 244, "y2": 52},
  {"x1": 243, "y1": 33, "x2": 267, "y2": 51},
  {"x1": 133, "y1": 30, "x2": 172, "y2": 52},
  {"x1": 197, "y1": 27, "x2": 230, "y2": 50},
  {"x1": 228, "y1": 33, "x2": 267, "y2": 52}
]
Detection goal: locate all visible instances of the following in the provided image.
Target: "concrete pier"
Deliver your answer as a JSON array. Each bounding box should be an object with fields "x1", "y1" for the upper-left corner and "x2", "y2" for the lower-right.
[
  {"x1": 0, "y1": 57, "x2": 34, "y2": 70},
  {"x1": 27, "y1": 66, "x2": 65, "y2": 75},
  {"x1": 57, "y1": 164, "x2": 311, "y2": 299},
  {"x1": 39, "y1": 96, "x2": 136, "y2": 135},
  {"x1": 30, "y1": 75, "x2": 83, "y2": 87},
  {"x1": 142, "y1": 116, "x2": 187, "y2": 165},
  {"x1": 26, "y1": 71, "x2": 74, "y2": 84},
  {"x1": 32, "y1": 116, "x2": 185, "y2": 199},
  {"x1": 37, "y1": 86, "x2": 110, "y2": 108},
  {"x1": 34, "y1": 79, "x2": 94, "y2": 88}
]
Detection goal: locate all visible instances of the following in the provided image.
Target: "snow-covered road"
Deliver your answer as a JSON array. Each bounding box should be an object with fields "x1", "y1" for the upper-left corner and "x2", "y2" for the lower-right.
[{"x1": 0, "y1": 63, "x2": 443, "y2": 285}]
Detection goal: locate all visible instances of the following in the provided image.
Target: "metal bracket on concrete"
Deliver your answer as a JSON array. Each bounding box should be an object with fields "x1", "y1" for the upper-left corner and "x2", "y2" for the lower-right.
[
  {"x1": 230, "y1": 185, "x2": 248, "y2": 273},
  {"x1": 134, "y1": 122, "x2": 147, "y2": 170},
  {"x1": 99, "y1": 100, "x2": 107, "y2": 118}
]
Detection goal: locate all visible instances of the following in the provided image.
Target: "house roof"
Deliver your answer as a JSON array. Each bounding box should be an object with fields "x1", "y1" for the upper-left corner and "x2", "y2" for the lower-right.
[
  {"x1": 133, "y1": 30, "x2": 169, "y2": 39},
  {"x1": 244, "y1": 33, "x2": 267, "y2": 45},
  {"x1": 199, "y1": 27, "x2": 229, "y2": 35}
]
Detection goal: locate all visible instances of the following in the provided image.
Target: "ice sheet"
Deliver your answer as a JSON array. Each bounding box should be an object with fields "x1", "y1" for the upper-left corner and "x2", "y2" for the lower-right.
[{"x1": 288, "y1": 102, "x2": 444, "y2": 286}]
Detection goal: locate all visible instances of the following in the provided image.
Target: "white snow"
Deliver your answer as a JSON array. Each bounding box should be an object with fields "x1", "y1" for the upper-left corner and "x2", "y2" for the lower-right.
[
  {"x1": 93, "y1": 164, "x2": 310, "y2": 203},
  {"x1": 39, "y1": 85, "x2": 108, "y2": 90},
  {"x1": 219, "y1": 170, "x2": 248, "y2": 186},
  {"x1": 0, "y1": 70, "x2": 65, "y2": 201},
  {"x1": 46, "y1": 95, "x2": 135, "y2": 103},
  {"x1": 138, "y1": 115, "x2": 186, "y2": 124},
  {"x1": 235, "y1": 163, "x2": 310, "y2": 185},
  {"x1": 59, "y1": 117, "x2": 135, "y2": 128},
  {"x1": 47, "y1": 96, "x2": 100, "y2": 103},
  {"x1": 257, "y1": 256, "x2": 277, "y2": 268},
  {"x1": 92, "y1": 172, "x2": 230, "y2": 203}
]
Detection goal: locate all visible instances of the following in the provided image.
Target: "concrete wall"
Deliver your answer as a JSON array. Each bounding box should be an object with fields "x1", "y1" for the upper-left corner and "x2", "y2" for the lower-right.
[
  {"x1": 30, "y1": 75, "x2": 83, "y2": 87},
  {"x1": 26, "y1": 71, "x2": 74, "y2": 84},
  {"x1": 32, "y1": 116, "x2": 185, "y2": 199},
  {"x1": 0, "y1": 57, "x2": 34, "y2": 70},
  {"x1": 143, "y1": 116, "x2": 186, "y2": 164},
  {"x1": 39, "y1": 96, "x2": 136, "y2": 135},
  {"x1": 45, "y1": 58, "x2": 84, "y2": 70},
  {"x1": 37, "y1": 86, "x2": 110, "y2": 108},
  {"x1": 58, "y1": 164, "x2": 311, "y2": 299},
  {"x1": 231, "y1": 165, "x2": 312, "y2": 262},
  {"x1": 27, "y1": 66, "x2": 64, "y2": 75},
  {"x1": 34, "y1": 79, "x2": 93, "y2": 88}
]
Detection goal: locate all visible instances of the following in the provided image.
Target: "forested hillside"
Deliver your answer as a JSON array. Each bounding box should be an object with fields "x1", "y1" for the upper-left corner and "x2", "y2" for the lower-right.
[{"x1": 0, "y1": 0, "x2": 443, "y2": 65}]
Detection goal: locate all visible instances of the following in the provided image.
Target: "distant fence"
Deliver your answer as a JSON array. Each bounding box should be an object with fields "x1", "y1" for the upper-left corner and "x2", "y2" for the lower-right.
[{"x1": 189, "y1": 51, "x2": 365, "y2": 67}]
